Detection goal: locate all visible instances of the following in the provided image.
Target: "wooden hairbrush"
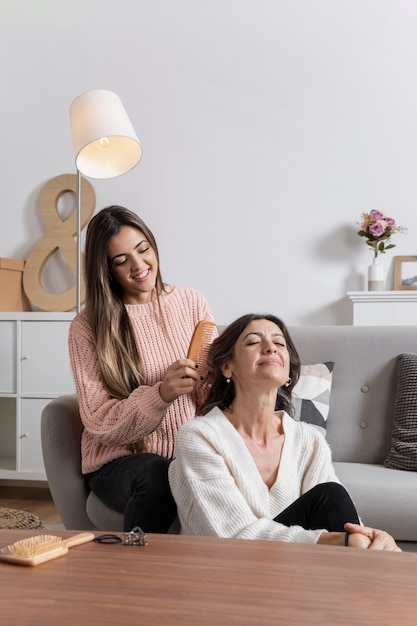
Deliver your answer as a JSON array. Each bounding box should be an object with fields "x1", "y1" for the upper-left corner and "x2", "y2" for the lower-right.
[
  {"x1": 0, "y1": 532, "x2": 95, "y2": 567},
  {"x1": 187, "y1": 320, "x2": 217, "y2": 373}
]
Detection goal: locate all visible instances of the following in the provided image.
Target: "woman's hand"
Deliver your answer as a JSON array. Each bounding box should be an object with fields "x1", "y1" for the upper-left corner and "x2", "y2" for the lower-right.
[
  {"x1": 344, "y1": 522, "x2": 402, "y2": 552},
  {"x1": 159, "y1": 359, "x2": 200, "y2": 403},
  {"x1": 318, "y1": 524, "x2": 401, "y2": 551}
]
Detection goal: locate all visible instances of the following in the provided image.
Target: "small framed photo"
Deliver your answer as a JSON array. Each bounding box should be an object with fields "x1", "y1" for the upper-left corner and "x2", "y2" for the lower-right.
[{"x1": 394, "y1": 256, "x2": 417, "y2": 290}]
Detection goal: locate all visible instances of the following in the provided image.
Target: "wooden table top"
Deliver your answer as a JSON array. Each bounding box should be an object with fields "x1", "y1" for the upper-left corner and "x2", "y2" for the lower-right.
[{"x1": 0, "y1": 530, "x2": 416, "y2": 625}]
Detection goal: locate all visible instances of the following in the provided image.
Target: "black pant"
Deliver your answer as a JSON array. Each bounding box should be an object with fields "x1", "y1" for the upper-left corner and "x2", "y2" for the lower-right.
[
  {"x1": 87, "y1": 453, "x2": 177, "y2": 533},
  {"x1": 274, "y1": 482, "x2": 360, "y2": 531}
]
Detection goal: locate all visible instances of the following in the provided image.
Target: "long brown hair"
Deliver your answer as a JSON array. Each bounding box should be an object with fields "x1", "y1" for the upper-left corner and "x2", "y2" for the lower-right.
[
  {"x1": 200, "y1": 313, "x2": 301, "y2": 416},
  {"x1": 84, "y1": 205, "x2": 168, "y2": 399}
]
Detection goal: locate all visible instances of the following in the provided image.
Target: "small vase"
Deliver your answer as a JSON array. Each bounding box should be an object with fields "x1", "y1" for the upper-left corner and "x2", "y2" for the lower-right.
[{"x1": 368, "y1": 257, "x2": 384, "y2": 291}]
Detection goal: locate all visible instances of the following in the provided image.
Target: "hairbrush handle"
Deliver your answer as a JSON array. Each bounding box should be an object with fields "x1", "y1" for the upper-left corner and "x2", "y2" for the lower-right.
[{"x1": 63, "y1": 532, "x2": 95, "y2": 549}]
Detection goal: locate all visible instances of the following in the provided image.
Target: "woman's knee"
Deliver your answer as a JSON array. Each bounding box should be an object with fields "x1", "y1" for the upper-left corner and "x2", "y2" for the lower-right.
[
  {"x1": 314, "y1": 482, "x2": 349, "y2": 498},
  {"x1": 312, "y1": 482, "x2": 358, "y2": 517}
]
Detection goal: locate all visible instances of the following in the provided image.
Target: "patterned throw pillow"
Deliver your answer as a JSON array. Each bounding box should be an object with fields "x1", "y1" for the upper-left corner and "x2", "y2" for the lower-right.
[
  {"x1": 384, "y1": 353, "x2": 417, "y2": 471},
  {"x1": 292, "y1": 362, "x2": 334, "y2": 436}
]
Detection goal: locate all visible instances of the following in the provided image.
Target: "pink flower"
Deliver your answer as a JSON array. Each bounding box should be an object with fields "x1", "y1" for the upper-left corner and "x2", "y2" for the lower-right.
[
  {"x1": 369, "y1": 210, "x2": 386, "y2": 220},
  {"x1": 369, "y1": 221, "x2": 387, "y2": 236}
]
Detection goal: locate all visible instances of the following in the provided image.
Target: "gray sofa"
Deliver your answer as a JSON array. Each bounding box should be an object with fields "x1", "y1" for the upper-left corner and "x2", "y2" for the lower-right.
[
  {"x1": 287, "y1": 325, "x2": 417, "y2": 547},
  {"x1": 42, "y1": 325, "x2": 417, "y2": 546}
]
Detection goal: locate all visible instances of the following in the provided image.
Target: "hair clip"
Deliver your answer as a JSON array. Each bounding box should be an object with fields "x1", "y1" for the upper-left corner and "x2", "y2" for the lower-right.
[{"x1": 123, "y1": 526, "x2": 148, "y2": 546}]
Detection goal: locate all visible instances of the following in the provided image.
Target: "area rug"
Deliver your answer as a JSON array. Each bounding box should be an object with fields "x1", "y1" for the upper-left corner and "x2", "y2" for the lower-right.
[{"x1": 0, "y1": 507, "x2": 45, "y2": 529}]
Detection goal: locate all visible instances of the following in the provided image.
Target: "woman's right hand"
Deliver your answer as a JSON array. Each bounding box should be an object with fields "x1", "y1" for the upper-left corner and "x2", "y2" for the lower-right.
[
  {"x1": 159, "y1": 358, "x2": 201, "y2": 403},
  {"x1": 344, "y1": 522, "x2": 401, "y2": 551},
  {"x1": 318, "y1": 526, "x2": 401, "y2": 551}
]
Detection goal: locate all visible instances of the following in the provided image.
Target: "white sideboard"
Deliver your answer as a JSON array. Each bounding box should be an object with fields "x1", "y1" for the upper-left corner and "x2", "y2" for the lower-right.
[
  {"x1": 348, "y1": 291, "x2": 417, "y2": 325},
  {"x1": 0, "y1": 312, "x2": 75, "y2": 483}
]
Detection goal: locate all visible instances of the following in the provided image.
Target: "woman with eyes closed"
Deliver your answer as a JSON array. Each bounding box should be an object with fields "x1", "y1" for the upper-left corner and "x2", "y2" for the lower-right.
[
  {"x1": 68, "y1": 205, "x2": 216, "y2": 533},
  {"x1": 169, "y1": 313, "x2": 400, "y2": 551}
]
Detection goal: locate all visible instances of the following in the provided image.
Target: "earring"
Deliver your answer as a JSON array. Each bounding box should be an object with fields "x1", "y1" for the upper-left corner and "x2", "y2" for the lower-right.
[
  {"x1": 225, "y1": 378, "x2": 231, "y2": 383},
  {"x1": 284, "y1": 377, "x2": 292, "y2": 388}
]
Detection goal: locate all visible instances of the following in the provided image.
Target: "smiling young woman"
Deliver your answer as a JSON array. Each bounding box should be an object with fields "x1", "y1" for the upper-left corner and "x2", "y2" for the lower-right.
[
  {"x1": 68, "y1": 205, "x2": 217, "y2": 533},
  {"x1": 107, "y1": 225, "x2": 159, "y2": 305}
]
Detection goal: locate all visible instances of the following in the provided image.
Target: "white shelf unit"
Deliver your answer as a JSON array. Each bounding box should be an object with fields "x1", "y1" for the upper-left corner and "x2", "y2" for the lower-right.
[
  {"x1": 347, "y1": 291, "x2": 417, "y2": 326},
  {"x1": 0, "y1": 312, "x2": 75, "y2": 483}
]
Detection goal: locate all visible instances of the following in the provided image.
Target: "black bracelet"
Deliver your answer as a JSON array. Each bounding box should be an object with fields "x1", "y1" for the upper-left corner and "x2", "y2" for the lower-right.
[{"x1": 345, "y1": 532, "x2": 350, "y2": 546}]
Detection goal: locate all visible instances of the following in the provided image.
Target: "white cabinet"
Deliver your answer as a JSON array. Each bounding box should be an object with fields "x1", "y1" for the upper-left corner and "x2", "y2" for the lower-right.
[
  {"x1": 0, "y1": 313, "x2": 75, "y2": 483},
  {"x1": 0, "y1": 321, "x2": 16, "y2": 393},
  {"x1": 348, "y1": 291, "x2": 417, "y2": 325}
]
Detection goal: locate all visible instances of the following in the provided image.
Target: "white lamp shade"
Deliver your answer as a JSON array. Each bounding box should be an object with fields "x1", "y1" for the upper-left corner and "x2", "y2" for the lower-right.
[{"x1": 69, "y1": 89, "x2": 143, "y2": 179}]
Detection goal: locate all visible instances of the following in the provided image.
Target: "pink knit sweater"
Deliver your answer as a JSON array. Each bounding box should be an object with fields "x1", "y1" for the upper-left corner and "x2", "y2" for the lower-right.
[{"x1": 68, "y1": 285, "x2": 216, "y2": 474}]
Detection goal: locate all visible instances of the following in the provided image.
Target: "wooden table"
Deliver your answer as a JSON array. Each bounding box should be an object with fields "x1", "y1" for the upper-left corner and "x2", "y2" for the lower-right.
[{"x1": 0, "y1": 530, "x2": 416, "y2": 625}]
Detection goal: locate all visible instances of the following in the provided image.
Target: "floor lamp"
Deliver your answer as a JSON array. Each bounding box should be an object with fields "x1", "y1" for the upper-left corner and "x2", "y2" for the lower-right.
[{"x1": 69, "y1": 89, "x2": 143, "y2": 312}]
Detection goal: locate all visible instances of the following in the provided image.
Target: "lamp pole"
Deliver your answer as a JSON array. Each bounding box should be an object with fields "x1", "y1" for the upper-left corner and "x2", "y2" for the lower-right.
[{"x1": 76, "y1": 169, "x2": 82, "y2": 313}]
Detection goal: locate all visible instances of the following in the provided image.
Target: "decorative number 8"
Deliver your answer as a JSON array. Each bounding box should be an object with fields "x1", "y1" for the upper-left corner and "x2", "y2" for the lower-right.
[{"x1": 23, "y1": 174, "x2": 95, "y2": 311}]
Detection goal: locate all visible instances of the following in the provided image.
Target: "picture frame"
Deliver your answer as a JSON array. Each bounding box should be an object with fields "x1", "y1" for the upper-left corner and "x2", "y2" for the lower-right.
[{"x1": 394, "y1": 256, "x2": 417, "y2": 290}]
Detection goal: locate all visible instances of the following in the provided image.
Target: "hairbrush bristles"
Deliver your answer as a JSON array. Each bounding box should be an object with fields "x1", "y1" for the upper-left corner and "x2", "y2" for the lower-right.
[
  {"x1": 0, "y1": 532, "x2": 95, "y2": 566},
  {"x1": 5, "y1": 535, "x2": 63, "y2": 556},
  {"x1": 187, "y1": 321, "x2": 217, "y2": 373}
]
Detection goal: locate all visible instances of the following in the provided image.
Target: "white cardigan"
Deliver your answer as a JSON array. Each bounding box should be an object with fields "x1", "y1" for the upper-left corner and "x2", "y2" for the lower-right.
[{"x1": 168, "y1": 407, "x2": 341, "y2": 543}]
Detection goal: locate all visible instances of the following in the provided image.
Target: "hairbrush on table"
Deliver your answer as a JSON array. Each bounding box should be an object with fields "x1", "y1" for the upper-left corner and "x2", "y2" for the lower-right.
[{"x1": 0, "y1": 532, "x2": 95, "y2": 566}]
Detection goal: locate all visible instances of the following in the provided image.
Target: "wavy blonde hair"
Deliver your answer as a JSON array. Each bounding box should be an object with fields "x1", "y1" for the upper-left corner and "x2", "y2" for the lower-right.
[{"x1": 84, "y1": 206, "x2": 168, "y2": 400}]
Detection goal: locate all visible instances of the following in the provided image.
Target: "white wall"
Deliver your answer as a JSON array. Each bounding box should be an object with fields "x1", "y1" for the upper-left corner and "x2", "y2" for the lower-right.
[{"x1": 1, "y1": 0, "x2": 416, "y2": 325}]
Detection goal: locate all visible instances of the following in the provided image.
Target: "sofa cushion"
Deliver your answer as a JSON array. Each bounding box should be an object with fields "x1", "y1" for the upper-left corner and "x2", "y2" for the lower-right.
[
  {"x1": 292, "y1": 362, "x2": 334, "y2": 436},
  {"x1": 384, "y1": 353, "x2": 417, "y2": 471},
  {"x1": 335, "y1": 462, "x2": 417, "y2": 541}
]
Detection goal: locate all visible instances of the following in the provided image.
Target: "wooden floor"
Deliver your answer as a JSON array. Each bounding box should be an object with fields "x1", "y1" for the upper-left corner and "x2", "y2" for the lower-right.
[{"x1": 0, "y1": 486, "x2": 62, "y2": 527}]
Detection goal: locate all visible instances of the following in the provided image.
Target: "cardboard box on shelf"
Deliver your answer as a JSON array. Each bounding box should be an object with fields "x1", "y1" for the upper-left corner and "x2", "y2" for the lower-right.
[{"x1": 0, "y1": 258, "x2": 31, "y2": 311}]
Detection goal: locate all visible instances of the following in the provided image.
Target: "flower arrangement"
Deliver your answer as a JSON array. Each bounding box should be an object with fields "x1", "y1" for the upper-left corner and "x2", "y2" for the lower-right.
[{"x1": 357, "y1": 210, "x2": 407, "y2": 258}]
